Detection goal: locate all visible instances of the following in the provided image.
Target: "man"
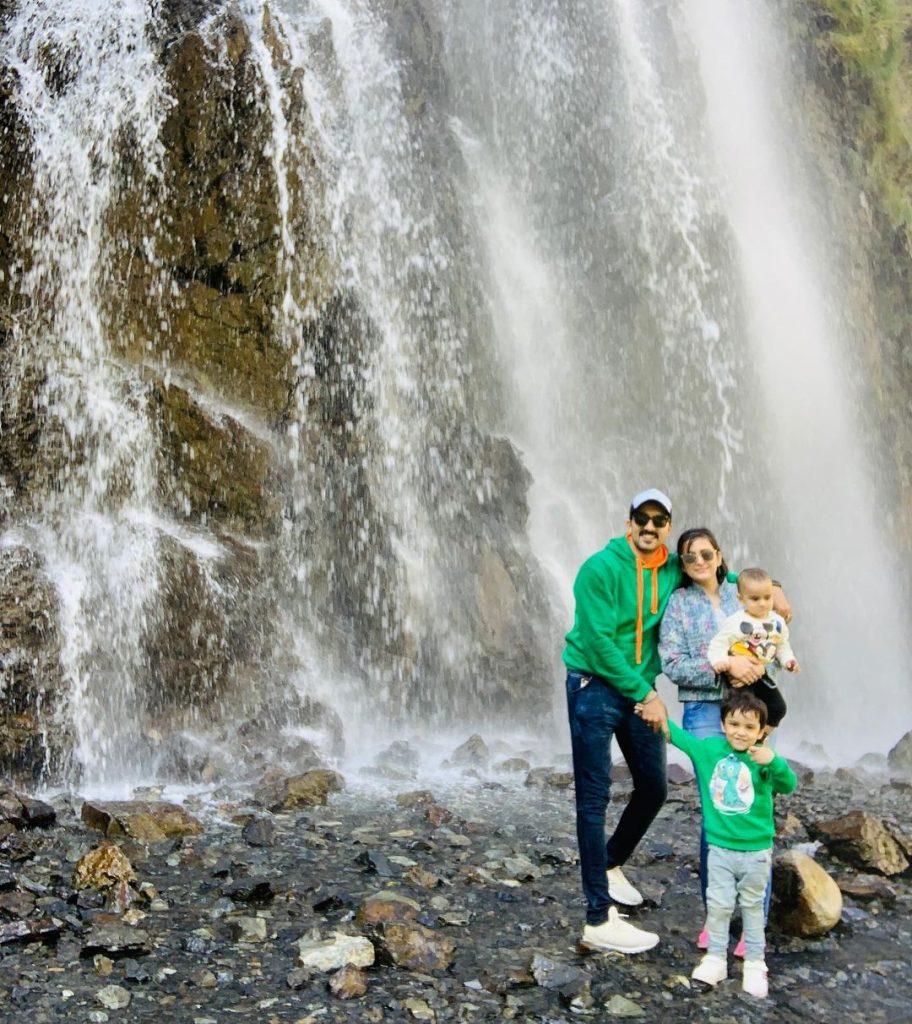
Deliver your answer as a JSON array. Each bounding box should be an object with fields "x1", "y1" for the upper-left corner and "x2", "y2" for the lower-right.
[
  {"x1": 564, "y1": 488, "x2": 675, "y2": 953},
  {"x1": 564, "y1": 488, "x2": 791, "y2": 954}
]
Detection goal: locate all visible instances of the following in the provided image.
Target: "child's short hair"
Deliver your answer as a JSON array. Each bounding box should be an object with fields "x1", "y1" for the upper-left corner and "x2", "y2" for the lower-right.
[
  {"x1": 721, "y1": 690, "x2": 768, "y2": 728},
  {"x1": 737, "y1": 567, "x2": 771, "y2": 592}
]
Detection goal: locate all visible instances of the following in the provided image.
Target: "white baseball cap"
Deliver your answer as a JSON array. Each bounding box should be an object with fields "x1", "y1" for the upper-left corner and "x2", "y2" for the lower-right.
[{"x1": 630, "y1": 488, "x2": 672, "y2": 515}]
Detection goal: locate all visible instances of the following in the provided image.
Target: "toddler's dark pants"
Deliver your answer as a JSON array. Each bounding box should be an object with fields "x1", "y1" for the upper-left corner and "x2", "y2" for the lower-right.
[{"x1": 725, "y1": 674, "x2": 787, "y2": 728}]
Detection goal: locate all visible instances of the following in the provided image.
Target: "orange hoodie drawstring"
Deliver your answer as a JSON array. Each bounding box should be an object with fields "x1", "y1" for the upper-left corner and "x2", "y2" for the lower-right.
[{"x1": 627, "y1": 533, "x2": 668, "y2": 664}]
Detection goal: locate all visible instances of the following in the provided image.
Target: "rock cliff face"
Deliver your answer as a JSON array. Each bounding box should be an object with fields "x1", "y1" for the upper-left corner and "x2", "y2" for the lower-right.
[{"x1": 0, "y1": 1, "x2": 554, "y2": 784}]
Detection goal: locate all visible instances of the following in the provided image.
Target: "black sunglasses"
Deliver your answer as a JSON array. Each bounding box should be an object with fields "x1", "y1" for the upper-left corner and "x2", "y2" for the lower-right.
[
  {"x1": 631, "y1": 510, "x2": 670, "y2": 529},
  {"x1": 682, "y1": 548, "x2": 717, "y2": 565}
]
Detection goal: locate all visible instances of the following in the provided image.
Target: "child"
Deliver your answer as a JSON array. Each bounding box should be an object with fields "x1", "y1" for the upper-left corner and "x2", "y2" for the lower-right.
[
  {"x1": 707, "y1": 567, "x2": 800, "y2": 732},
  {"x1": 665, "y1": 691, "x2": 797, "y2": 998}
]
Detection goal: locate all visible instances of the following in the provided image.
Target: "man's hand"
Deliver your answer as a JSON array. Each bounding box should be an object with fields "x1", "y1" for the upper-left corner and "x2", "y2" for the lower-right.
[
  {"x1": 636, "y1": 695, "x2": 670, "y2": 739},
  {"x1": 747, "y1": 744, "x2": 775, "y2": 766},
  {"x1": 784, "y1": 659, "x2": 801, "y2": 673},
  {"x1": 772, "y1": 585, "x2": 792, "y2": 623},
  {"x1": 727, "y1": 654, "x2": 765, "y2": 684}
]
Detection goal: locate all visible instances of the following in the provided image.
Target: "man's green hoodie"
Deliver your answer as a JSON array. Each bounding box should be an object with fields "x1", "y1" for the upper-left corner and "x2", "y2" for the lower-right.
[{"x1": 563, "y1": 535, "x2": 682, "y2": 701}]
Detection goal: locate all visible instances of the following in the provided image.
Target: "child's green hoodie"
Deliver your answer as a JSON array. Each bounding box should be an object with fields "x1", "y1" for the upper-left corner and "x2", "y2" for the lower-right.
[{"x1": 668, "y1": 720, "x2": 797, "y2": 850}]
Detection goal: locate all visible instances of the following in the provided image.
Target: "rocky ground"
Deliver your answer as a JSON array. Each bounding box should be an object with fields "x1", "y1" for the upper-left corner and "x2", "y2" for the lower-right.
[{"x1": 1, "y1": 737, "x2": 911, "y2": 1024}]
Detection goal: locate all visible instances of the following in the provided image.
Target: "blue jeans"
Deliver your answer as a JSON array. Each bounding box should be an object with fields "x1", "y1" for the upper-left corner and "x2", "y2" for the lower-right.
[
  {"x1": 567, "y1": 670, "x2": 667, "y2": 925},
  {"x1": 682, "y1": 700, "x2": 772, "y2": 920},
  {"x1": 706, "y1": 845, "x2": 771, "y2": 961}
]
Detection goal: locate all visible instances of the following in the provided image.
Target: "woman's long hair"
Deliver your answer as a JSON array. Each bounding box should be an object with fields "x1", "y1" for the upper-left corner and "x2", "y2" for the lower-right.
[{"x1": 676, "y1": 527, "x2": 728, "y2": 586}]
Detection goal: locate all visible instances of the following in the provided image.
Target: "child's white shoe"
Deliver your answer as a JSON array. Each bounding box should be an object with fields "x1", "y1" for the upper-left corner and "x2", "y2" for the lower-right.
[
  {"x1": 691, "y1": 953, "x2": 727, "y2": 987},
  {"x1": 742, "y1": 959, "x2": 769, "y2": 998}
]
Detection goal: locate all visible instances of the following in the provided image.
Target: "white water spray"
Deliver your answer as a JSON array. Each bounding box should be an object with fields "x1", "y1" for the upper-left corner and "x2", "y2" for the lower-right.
[{"x1": 682, "y1": 0, "x2": 912, "y2": 754}]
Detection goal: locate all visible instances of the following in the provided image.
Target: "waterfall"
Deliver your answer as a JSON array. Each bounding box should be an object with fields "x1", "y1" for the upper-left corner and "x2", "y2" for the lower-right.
[
  {"x1": 1, "y1": 1, "x2": 170, "y2": 784},
  {"x1": 0, "y1": 0, "x2": 907, "y2": 785},
  {"x1": 681, "y1": 0, "x2": 912, "y2": 755}
]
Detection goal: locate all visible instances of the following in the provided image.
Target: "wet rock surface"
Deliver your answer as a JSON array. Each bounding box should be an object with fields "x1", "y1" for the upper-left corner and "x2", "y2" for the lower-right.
[{"x1": 0, "y1": 752, "x2": 910, "y2": 1022}]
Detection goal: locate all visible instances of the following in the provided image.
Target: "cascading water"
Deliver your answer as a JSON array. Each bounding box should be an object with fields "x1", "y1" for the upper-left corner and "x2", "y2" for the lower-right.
[
  {"x1": 680, "y1": 0, "x2": 912, "y2": 756},
  {"x1": 0, "y1": 0, "x2": 908, "y2": 786},
  {"x1": 1, "y1": 1, "x2": 170, "y2": 785}
]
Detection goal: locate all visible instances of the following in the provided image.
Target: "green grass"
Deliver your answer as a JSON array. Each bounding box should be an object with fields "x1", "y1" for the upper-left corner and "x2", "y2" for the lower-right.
[{"x1": 816, "y1": 0, "x2": 912, "y2": 235}]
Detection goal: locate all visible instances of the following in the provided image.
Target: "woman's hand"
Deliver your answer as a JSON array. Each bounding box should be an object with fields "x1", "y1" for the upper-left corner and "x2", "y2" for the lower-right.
[{"x1": 726, "y1": 654, "x2": 764, "y2": 684}]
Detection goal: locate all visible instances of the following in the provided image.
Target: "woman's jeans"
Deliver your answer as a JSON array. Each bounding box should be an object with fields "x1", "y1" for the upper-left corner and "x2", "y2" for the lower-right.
[
  {"x1": 683, "y1": 700, "x2": 772, "y2": 921},
  {"x1": 706, "y1": 845, "x2": 772, "y2": 961},
  {"x1": 567, "y1": 670, "x2": 667, "y2": 925}
]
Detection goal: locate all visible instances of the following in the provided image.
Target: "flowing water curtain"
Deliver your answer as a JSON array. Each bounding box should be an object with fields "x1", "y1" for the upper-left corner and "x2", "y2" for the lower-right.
[
  {"x1": 682, "y1": 0, "x2": 912, "y2": 754},
  {"x1": 2, "y1": 1, "x2": 173, "y2": 783},
  {"x1": 262, "y1": 0, "x2": 545, "y2": 728}
]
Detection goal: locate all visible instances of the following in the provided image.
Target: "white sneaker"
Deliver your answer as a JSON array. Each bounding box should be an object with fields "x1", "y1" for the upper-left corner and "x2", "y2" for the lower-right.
[
  {"x1": 606, "y1": 865, "x2": 644, "y2": 906},
  {"x1": 691, "y1": 953, "x2": 728, "y2": 987},
  {"x1": 742, "y1": 960, "x2": 769, "y2": 998},
  {"x1": 580, "y1": 906, "x2": 659, "y2": 954}
]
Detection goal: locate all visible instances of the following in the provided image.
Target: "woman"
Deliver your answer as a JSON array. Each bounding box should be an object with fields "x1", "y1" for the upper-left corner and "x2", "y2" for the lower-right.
[{"x1": 658, "y1": 527, "x2": 765, "y2": 954}]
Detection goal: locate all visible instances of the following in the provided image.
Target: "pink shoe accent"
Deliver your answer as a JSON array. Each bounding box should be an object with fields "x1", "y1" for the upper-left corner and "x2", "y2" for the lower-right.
[
  {"x1": 697, "y1": 929, "x2": 709, "y2": 950},
  {"x1": 734, "y1": 936, "x2": 746, "y2": 958}
]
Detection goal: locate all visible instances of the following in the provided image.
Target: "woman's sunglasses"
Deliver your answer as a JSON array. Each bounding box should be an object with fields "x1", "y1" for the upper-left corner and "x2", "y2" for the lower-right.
[
  {"x1": 682, "y1": 549, "x2": 717, "y2": 565},
  {"x1": 631, "y1": 510, "x2": 670, "y2": 529}
]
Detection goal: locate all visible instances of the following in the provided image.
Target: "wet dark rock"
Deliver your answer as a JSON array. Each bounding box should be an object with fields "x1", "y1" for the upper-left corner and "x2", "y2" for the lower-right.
[
  {"x1": 80, "y1": 919, "x2": 152, "y2": 958},
  {"x1": 530, "y1": 953, "x2": 591, "y2": 1006},
  {"x1": 355, "y1": 849, "x2": 397, "y2": 877},
  {"x1": 1, "y1": 789, "x2": 55, "y2": 829},
  {"x1": 241, "y1": 817, "x2": 275, "y2": 847},
  {"x1": 223, "y1": 876, "x2": 275, "y2": 903},
  {"x1": 121, "y1": 958, "x2": 151, "y2": 984},
  {"x1": 0, "y1": 889, "x2": 36, "y2": 917},
  {"x1": 312, "y1": 892, "x2": 351, "y2": 914},
  {"x1": 0, "y1": 916, "x2": 61, "y2": 945},
  {"x1": 840, "y1": 878, "x2": 898, "y2": 907}
]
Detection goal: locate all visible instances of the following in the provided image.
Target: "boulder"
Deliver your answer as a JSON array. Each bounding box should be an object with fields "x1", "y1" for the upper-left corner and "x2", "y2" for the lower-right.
[
  {"x1": 373, "y1": 920, "x2": 456, "y2": 972},
  {"x1": 809, "y1": 810, "x2": 909, "y2": 876},
  {"x1": 73, "y1": 843, "x2": 136, "y2": 891},
  {"x1": 771, "y1": 849, "x2": 843, "y2": 936},
  {"x1": 0, "y1": 789, "x2": 55, "y2": 829},
  {"x1": 254, "y1": 769, "x2": 345, "y2": 811},
  {"x1": 355, "y1": 892, "x2": 421, "y2": 928},
  {"x1": 81, "y1": 800, "x2": 204, "y2": 843},
  {"x1": 450, "y1": 734, "x2": 489, "y2": 767}
]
